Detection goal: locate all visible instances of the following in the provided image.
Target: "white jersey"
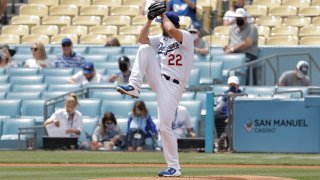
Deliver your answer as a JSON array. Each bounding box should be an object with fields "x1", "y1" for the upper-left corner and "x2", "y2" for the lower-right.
[
  {"x1": 72, "y1": 71, "x2": 104, "y2": 85},
  {"x1": 149, "y1": 30, "x2": 194, "y2": 85}
]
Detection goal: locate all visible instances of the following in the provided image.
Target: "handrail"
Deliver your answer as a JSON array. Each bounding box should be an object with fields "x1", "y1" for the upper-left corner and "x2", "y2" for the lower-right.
[
  {"x1": 226, "y1": 52, "x2": 320, "y2": 86},
  {"x1": 271, "y1": 90, "x2": 304, "y2": 98}
]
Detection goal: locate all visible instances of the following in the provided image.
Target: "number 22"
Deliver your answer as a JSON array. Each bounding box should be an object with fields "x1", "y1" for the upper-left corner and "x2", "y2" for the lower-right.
[{"x1": 168, "y1": 54, "x2": 182, "y2": 66}]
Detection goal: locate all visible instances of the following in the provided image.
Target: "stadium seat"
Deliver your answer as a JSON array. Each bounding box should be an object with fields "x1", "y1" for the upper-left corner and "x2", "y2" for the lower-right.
[
  {"x1": 6, "y1": 92, "x2": 41, "y2": 100},
  {"x1": 119, "y1": 26, "x2": 143, "y2": 36},
  {"x1": 270, "y1": 26, "x2": 299, "y2": 37},
  {"x1": 299, "y1": 26, "x2": 320, "y2": 36},
  {"x1": 101, "y1": 100, "x2": 134, "y2": 118},
  {"x1": 0, "y1": 68, "x2": 5, "y2": 74},
  {"x1": 0, "y1": 118, "x2": 35, "y2": 140},
  {"x1": 257, "y1": 26, "x2": 270, "y2": 38},
  {"x1": 255, "y1": 16, "x2": 282, "y2": 27},
  {"x1": 110, "y1": 5, "x2": 140, "y2": 17},
  {"x1": 19, "y1": 4, "x2": 48, "y2": 18},
  {"x1": 60, "y1": 0, "x2": 91, "y2": 6},
  {"x1": 122, "y1": 0, "x2": 141, "y2": 6},
  {"x1": 0, "y1": 84, "x2": 11, "y2": 92},
  {"x1": 123, "y1": 46, "x2": 139, "y2": 55},
  {"x1": 283, "y1": 17, "x2": 311, "y2": 27},
  {"x1": 78, "y1": 118, "x2": 99, "y2": 146},
  {"x1": 31, "y1": 25, "x2": 59, "y2": 37},
  {"x1": 10, "y1": 76, "x2": 44, "y2": 85},
  {"x1": 89, "y1": 25, "x2": 118, "y2": 36},
  {"x1": 40, "y1": 68, "x2": 74, "y2": 77},
  {"x1": 0, "y1": 92, "x2": 6, "y2": 99},
  {"x1": 0, "y1": 99, "x2": 22, "y2": 117},
  {"x1": 312, "y1": 0, "x2": 320, "y2": 6},
  {"x1": 1, "y1": 25, "x2": 29, "y2": 37},
  {"x1": 28, "y1": 0, "x2": 59, "y2": 7},
  {"x1": 299, "y1": 6, "x2": 320, "y2": 17},
  {"x1": 92, "y1": 0, "x2": 122, "y2": 6},
  {"x1": 102, "y1": 15, "x2": 131, "y2": 27},
  {"x1": 144, "y1": 101, "x2": 158, "y2": 118},
  {"x1": 78, "y1": 99, "x2": 102, "y2": 117},
  {"x1": 268, "y1": 6, "x2": 297, "y2": 17},
  {"x1": 179, "y1": 16, "x2": 192, "y2": 30},
  {"x1": 181, "y1": 92, "x2": 195, "y2": 101},
  {"x1": 179, "y1": 100, "x2": 202, "y2": 132},
  {"x1": 80, "y1": 34, "x2": 107, "y2": 45},
  {"x1": 116, "y1": 118, "x2": 128, "y2": 135},
  {"x1": 282, "y1": 0, "x2": 311, "y2": 7},
  {"x1": 80, "y1": 5, "x2": 108, "y2": 17},
  {"x1": 149, "y1": 26, "x2": 162, "y2": 36},
  {"x1": 47, "y1": 84, "x2": 82, "y2": 92},
  {"x1": 21, "y1": 100, "x2": 54, "y2": 117},
  {"x1": 266, "y1": 36, "x2": 299, "y2": 46},
  {"x1": 72, "y1": 16, "x2": 101, "y2": 27},
  {"x1": 211, "y1": 53, "x2": 246, "y2": 77},
  {"x1": 244, "y1": 5, "x2": 268, "y2": 17},
  {"x1": 132, "y1": 16, "x2": 148, "y2": 26},
  {"x1": 212, "y1": 85, "x2": 229, "y2": 95},
  {"x1": 193, "y1": 61, "x2": 223, "y2": 84},
  {"x1": 213, "y1": 26, "x2": 231, "y2": 35},
  {"x1": 300, "y1": 36, "x2": 320, "y2": 45},
  {"x1": 42, "y1": 16, "x2": 71, "y2": 27},
  {"x1": 138, "y1": 92, "x2": 157, "y2": 101},
  {"x1": 21, "y1": 35, "x2": 50, "y2": 45},
  {"x1": 312, "y1": 16, "x2": 320, "y2": 26},
  {"x1": 12, "y1": 84, "x2": 47, "y2": 93},
  {"x1": 91, "y1": 91, "x2": 125, "y2": 100},
  {"x1": 11, "y1": 15, "x2": 40, "y2": 28},
  {"x1": 258, "y1": 36, "x2": 266, "y2": 46},
  {"x1": 202, "y1": 35, "x2": 229, "y2": 46},
  {"x1": 50, "y1": 34, "x2": 78, "y2": 44},
  {"x1": 252, "y1": 0, "x2": 281, "y2": 7},
  {"x1": 0, "y1": 75, "x2": 8, "y2": 83},
  {"x1": 49, "y1": 5, "x2": 78, "y2": 17},
  {"x1": 0, "y1": 35, "x2": 20, "y2": 44},
  {"x1": 41, "y1": 91, "x2": 67, "y2": 99},
  {"x1": 113, "y1": 35, "x2": 137, "y2": 45},
  {"x1": 243, "y1": 86, "x2": 275, "y2": 97},
  {"x1": 60, "y1": 26, "x2": 88, "y2": 36},
  {"x1": 188, "y1": 69, "x2": 200, "y2": 86}
]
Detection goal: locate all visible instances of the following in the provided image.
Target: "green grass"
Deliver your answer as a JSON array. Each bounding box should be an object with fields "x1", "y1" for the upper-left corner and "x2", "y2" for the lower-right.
[{"x1": 0, "y1": 151, "x2": 319, "y2": 180}]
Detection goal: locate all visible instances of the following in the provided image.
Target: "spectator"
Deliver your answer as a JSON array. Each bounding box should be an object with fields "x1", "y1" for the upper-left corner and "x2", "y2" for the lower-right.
[
  {"x1": 172, "y1": 105, "x2": 196, "y2": 138},
  {"x1": 278, "y1": 61, "x2": 311, "y2": 87},
  {"x1": 0, "y1": 44, "x2": 17, "y2": 68},
  {"x1": 105, "y1": 37, "x2": 121, "y2": 47},
  {"x1": 54, "y1": 37, "x2": 85, "y2": 68},
  {"x1": 223, "y1": 8, "x2": 258, "y2": 85},
  {"x1": 127, "y1": 100, "x2": 158, "y2": 152},
  {"x1": 108, "y1": 56, "x2": 131, "y2": 84},
  {"x1": 90, "y1": 112, "x2": 122, "y2": 151},
  {"x1": 68, "y1": 61, "x2": 104, "y2": 85},
  {"x1": 24, "y1": 42, "x2": 51, "y2": 68},
  {"x1": 223, "y1": 0, "x2": 253, "y2": 26},
  {"x1": 187, "y1": 24, "x2": 209, "y2": 56},
  {"x1": 167, "y1": 0, "x2": 200, "y2": 27},
  {"x1": 214, "y1": 76, "x2": 242, "y2": 151},
  {"x1": 44, "y1": 93, "x2": 83, "y2": 138}
]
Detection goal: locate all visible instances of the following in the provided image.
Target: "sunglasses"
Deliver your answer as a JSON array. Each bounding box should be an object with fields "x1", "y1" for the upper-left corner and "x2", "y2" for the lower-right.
[{"x1": 31, "y1": 47, "x2": 38, "y2": 51}]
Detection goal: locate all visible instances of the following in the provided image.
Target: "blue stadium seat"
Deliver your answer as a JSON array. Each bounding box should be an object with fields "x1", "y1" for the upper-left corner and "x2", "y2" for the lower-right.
[
  {"x1": 274, "y1": 87, "x2": 308, "y2": 98},
  {"x1": 83, "y1": 55, "x2": 108, "y2": 62},
  {"x1": 16, "y1": 46, "x2": 33, "y2": 54},
  {"x1": 0, "y1": 75, "x2": 9, "y2": 83},
  {"x1": 12, "y1": 84, "x2": 47, "y2": 92},
  {"x1": 95, "y1": 68, "x2": 106, "y2": 76},
  {"x1": 244, "y1": 86, "x2": 275, "y2": 97},
  {"x1": 188, "y1": 69, "x2": 200, "y2": 86},
  {"x1": 41, "y1": 91, "x2": 67, "y2": 99},
  {"x1": 0, "y1": 84, "x2": 11, "y2": 92},
  {"x1": 213, "y1": 85, "x2": 228, "y2": 95},
  {"x1": 21, "y1": 100, "x2": 54, "y2": 117},
  {"x1": 0, "y1": 99, "x2": 21, "y2": 117},
  {"x1": 52, "y1": 46, "x2": 87, "y2": 55},
  {"x1": 101, "y1": 100, "x2": 134, "y2": 118},
  {"x1": 47, "y1": 84, "x2": 82, "y2": 92},
  {"x1": 144, "y1": 101, "x2": 158, "y2": 118},
  {"x1": 0, "y1": 118, "x2": 35, "y2": 140},
  {"x1": 194, "y1": 54, "x2": 209, "y2": 61},
  {"x1": 92, "y1": 61, "x2": 107, "y2": 69},
  {"x1": 123, "y1": 46, "x2": 139, "y2": 55},
  {"x1": 179, "y1": 100, "x2": 202, "y2": 134},
  {"x1": 78, "y1": 99, "x2": 102, "y2": 117},
  {"x1": 0, "y1": 68, "x2": 5, "y2": 74},
  {"x1": 211, "y1": 54, "x2": 246, "y2": 77},
  {"x1": 138, "y1": 92, "x2": 157, "y2": 101},
  {"x1": 6, "y1": 68, "x2": 39, "y2": 76},
  {"x1": 181, "y1": 92, "x2": 195, "y2": 101},
  {"x1": 79, "y1": 118, "x2": 99, "y2": 146},
  {"x1": 209, "y1": 47, "x2": 224, "y2": 55},
  {"x1": 105, "y1": 62, "x2": 119, "y2": 70},
  {"x1": 117, "y1": 118, "x2": 128, "y2": 135},
  {"x1": 12, "y1": 55, "x2": 32, "y2": 66},
  {"x1": 193, "y1": 61, "x2": 223, "y2": 84},
  {"x1": 6, "y1": 92, "x2": 41, "y2": 100},
  {"x1": 195, "y1": 91, "x2": 207, "y2": 111},
  {"x1": 40, "y1": 68, "x2": 74, "y2": 76},
  {"x1": 0, "y1": 92, "x2": 6, "y2": 99},
  {"x1": 107, "y1": 54, "x2": 124, "y2": 62},
  {"x1": 91, "y1": 91, "x2": 125, "y2": 100},
  {"x1": 87, "y1": 46, "x2": 123, "y2": 55},
  {"x1": 44, "y1": 76, "x2": 71, "y2": 84},
  {"x1": 10, "y1": 76, "x2": 44, "y2": 85}
]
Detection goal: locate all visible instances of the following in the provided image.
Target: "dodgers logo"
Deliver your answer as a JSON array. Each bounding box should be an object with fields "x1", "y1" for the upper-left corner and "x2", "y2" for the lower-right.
[
  {"x1": 244, "y1": 121, "x2": 254, "y2": 132},
  {"x1": 158, "y1": 42, "x2": 180, "y2": 55}
]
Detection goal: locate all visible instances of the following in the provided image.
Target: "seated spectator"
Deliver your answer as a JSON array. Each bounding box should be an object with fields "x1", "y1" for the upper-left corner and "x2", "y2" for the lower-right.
[
  {"x1": 108, "y1": 56, "x2": 131, "y2": 84},
  {"x1": 0, "y1": 44, "x2": 17, "y2": 68},
  {"x1": 54, "y1": 37, "x2": 85, "y2": 68},
  {"x1": 44, "y1": 93, "x2": 83, "y2": 138},
  {"x1": 172, "y1": 105, "x2": 196, "y2": 138},
  {"x1": 68, "y1": 61, "x2": 104, "y2": 85},
  {"x1": 187, "y1": 24, "x2": 209, "y2": 56},
  {"x1": 24, "y1": 42, "x2": 51, "y2": 68},
  {"x1": 214, "y1": 76, "x2": 242, "y2": 151},
  {"x1": 167, "y1": 0, "x2": 200, "y2": 27},
  {"x1": 105, "y1": 37, "x2": 121, "y2": 47},
  {"x1": 278, "y1": 61, "x2": 311, "y2": 87},
  {"x1": 127, "y1": 100, "x2": 158, "y2": 152},
  {"x1": 223, "y1": 0, "x2": 253, "y2": 26},
  {"x1": 90, "y1": 112, "x2": 122, "y2": 151}
]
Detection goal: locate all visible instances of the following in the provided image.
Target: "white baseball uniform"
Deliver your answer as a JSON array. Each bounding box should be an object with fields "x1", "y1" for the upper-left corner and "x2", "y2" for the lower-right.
[{"x1": 129, "y1": 30, "x2": 194, "y2": 170}]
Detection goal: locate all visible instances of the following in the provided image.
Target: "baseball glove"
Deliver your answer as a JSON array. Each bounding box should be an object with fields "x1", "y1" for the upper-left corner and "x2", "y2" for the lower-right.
[{"x1": 147, "y1": 1, "x2": 166, "y2": 20}]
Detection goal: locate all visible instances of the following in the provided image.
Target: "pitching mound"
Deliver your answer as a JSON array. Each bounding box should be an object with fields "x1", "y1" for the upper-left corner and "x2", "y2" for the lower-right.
[{"x1": 94, "y1": 176, "x2": 295, "y2": 180}]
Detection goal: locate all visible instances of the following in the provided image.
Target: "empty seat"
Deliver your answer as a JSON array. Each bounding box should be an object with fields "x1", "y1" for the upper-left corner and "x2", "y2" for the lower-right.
[
  {"x1": 312, "y1": 16, "x2": 320, "y2": 26},
  {"x1": 149, "y1": 26, "x2": 162, "y2": 35},
  {"x1": 19, "y1": 4, "x2": 48, "y2": 17},
  {"x1": 0, "y1": 75, "x2": 9, "y2": 83},
  {"x1": 6, "y1": 92, "x2": 41, "y2": 100},
  {"x1": 110, "y1": 5, "x2": 140, "y2": 17},
  {"x1": 212, "y1": 53, "x2": 246, "y2": 77},
  {"x1": 102, "y1": 16, "x2": 131, "y2": 27},
  {"x1": 266, "y1": 36, "x2": 299, "y2": 46},
  {"x1": 11, "y1": 15, "x2": 41, "y2": 28},
  {"x1": 47, "y1": 84, "x2": 82, "y2": 92},
  {"x1": 244, "y1": 5, "x2": 268, "y2": 17},
  {"x1": 1, "y1": 25, "x2": 29, "y2": 36},
  {"x1": 212, "y1": 85, "x2": 229, "y2": 95},
  {"x1": 41, "y1": 91, "x2": 67, "y2": 99},
  {"x1": 50, "y1": 34, "x2": 78, "y2": 44},
  {"x1": 60, "y1": 26, "x2": 88, "y2": 36},
  {"x1": 299, "y1": 25, "x2": 320, "y2": 36},
  {"x1": 119, "y1": 26, "x2": 143, "y2": 36},
  {"x1": 181, "y1": 92, "x2": 195, "y2": 101},
  {"x1": 268, "y1": 6, "x2": 297, "y2": 17},
  {"x1": 258, "y1": 36, "x2": 266, "y2": 46},
  {"x1": 270, "y1": 26, "x2": 299, "y2": 36},
  {"x1": 78, "y1": 99, "x2": 102, "y2": 117},
  {"x1": 1, "y1": 118, "x2": 35, "y2": 140},
  {"x1": 144, "y1": 101, "x2": 158, "y2": 118},
  {"x1": 138, "y1": 92, "x2": 157, "y2": 101},
  {"x1": 252, "y1": 0, "x2": 281, "y2": 7},
  {"x1": 188, "y1": 69, "x2": 200, "y2": 86},
  {"x1": 101, "y1": 100, "x2": 134, "y2": 118},
  {"x1": 244, "y1": 86, "x2": 275, "y2": 97},
  {"x1": 79, "y1": 118, "x2": 99, "y2": 145},
  {"x1": 0, "y1": 99, "x2": 21, "y2": 116},
  {"x1": 28, "y1": 0, "x2": 59, "y2": 7},
  {"x1": 202, "y1": 35, "x2": 229, "y2": 46},
  {"x1": 60, "y1": 0, "x2": 91, "y2": 6},
  {"x1": 89, "y1": 25, "x2": 118, "y2": 36},
  {"x1": 312, "y1": 0, "x2": 320, "y2": 6},
  {"x1": 93, "y1": 0, "x2": 121, "y2": 6},
  {"x1": 21, "y1": 35, "x2": 50, "y2": 44},
  {"x1": 0, "y1": 84, "x2": 11, "y2": 92},
  {"x1": 80, "y1": 5, "x2": 108, "y2": 17},
  {"x1": 193, "y1": 61, "x2": 223, "y2": 84},
  {"x1": 213, "y1": 26, "x2": 231, "y2": 36},
  {"x1": 179, "y1": 100, "x2": 202, "y2": 133},
  {"x1": 40, "y1": 68, "x2": 74, "y2": 76},
  {"x1": 80, "y1": 34, "x2": 107, "y2": 45},
  {"x1": 283, "y1": 17, "x2": 311, "y2": 27},
  {"x1": 87, "y1": 46, "x2": 123, "y2": 55},
  {"x1": 132, "y1": 16, "x2": 148, "y2": 26},
  {"x1": 0, "y1": 35, "x2": 20, "y2": 44},
  {"x1": 10, "y1": 76, "x2": 44, "y2": 85},
  {"x1": 257, "y1": 26, "x2": 270, "y2": 37},
  {"x1": 255, "y1": 16, "x2": 282, "y2": 27},
  {"x1": 282, "y1": 0, "x2": 311, "y2": 7},
  {"x1": 21, "y1": 100, "x2": 54, "y2": 117},
  {"x1": 72, "y1": 16, "x2": 101, "y2": 26},
  {"x1": 0, "y1": 92, "x2": 6, "y2": 99},
  {"x1": 49, "y1": 5, "x2": 78, "y2": 17},
  {"x1": 299, "y1": 6, "x2": 320, "y2": 17},
  {"x1": 12, "y1": 84, "x2": 47, "y2": 92},
  {"x1": 113, "y1": 35, "x2": 137, "y2": 45},
  {"x1": 123, "y1": 0, "x2": 141, "y2": 6},
  {"x1": 300, "y1": 36, "x2": 320, "y2": 45},
  {"x1": 91, "y1": 91, "x2": 124, "y2": 100},
  {"x1": 31, "y1": 25, "x2": 59, "y2": 36},
  {"x1": 42, "y1": 16, "x2": 71, "y2": 27}
]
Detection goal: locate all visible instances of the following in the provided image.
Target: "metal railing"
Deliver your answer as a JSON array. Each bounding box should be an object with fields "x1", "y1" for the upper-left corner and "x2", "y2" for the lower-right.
[{"x1": 227, "y1": 52, "x2": 320, "y2": 86}]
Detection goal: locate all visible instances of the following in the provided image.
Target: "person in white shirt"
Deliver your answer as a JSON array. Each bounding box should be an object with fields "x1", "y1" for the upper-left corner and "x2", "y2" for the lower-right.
[
  {"x1": 24, "y1": 42, "x2": 51, "y2": 68},
  {"x1": 68, "y1": 61, "x2": 104, "y2": 85},
  {"x1": 172, "y1": 105, "x2": 196, "y2": 138},
  {"x1": 44, "y1": 93, "x2": 83, "y2": 138}
]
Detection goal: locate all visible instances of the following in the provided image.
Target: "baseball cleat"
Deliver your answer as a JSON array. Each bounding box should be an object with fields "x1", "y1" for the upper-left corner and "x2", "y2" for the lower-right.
[
  {"x1": 116, "y1": 85, "x2": 140, "y2": 98},
  {"x1": 158, "y1": 167, "x2": 181, "y2": 177}
]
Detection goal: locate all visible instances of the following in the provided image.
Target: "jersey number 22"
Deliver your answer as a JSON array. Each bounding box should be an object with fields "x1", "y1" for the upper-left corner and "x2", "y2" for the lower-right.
[{"x1": 168, "y1": 54, "x2": 182, "y2": 66}]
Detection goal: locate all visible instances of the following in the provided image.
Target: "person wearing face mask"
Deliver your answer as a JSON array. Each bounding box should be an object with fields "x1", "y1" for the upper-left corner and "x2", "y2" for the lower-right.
[
  {"x1": 126, "y1": 101, "x2": 158, "y2": 152},
  {"x1": 44, "y1": 93, "x2": 83, "y2": 138},
  {"x1": 214, "y1": 76, "x2": 242, "y2": 151},
  {"x1": 90, "y1": 112, "x2": 122, "y2": 151},
  {"x1": 223, "y1": 8, "x2": 258, "y2": 85},
  {"x1": 68, "y1": 61, "x2": 104, "y2": 85},
  {"x1": 278, "y1": 61, "x2": 311, "y2": 86},
  {"x1": 223, "y1": 0, "x2": 253, "y2": 26},
  {"x1": 108, "y1": 56, "x2": 131, "y2": 84},
  {"x1": 187, "y1": 24, "x2": 209, "y2": 56},
  {"x1": 0, "y1": 44, "x2": 17, "y2": 69}
]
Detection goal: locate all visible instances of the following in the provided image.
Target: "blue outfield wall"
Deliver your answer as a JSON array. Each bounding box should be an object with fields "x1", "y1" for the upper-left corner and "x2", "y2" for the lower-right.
[{"x1": 232, "y1": 96, "x2": 320, "y2": 153}]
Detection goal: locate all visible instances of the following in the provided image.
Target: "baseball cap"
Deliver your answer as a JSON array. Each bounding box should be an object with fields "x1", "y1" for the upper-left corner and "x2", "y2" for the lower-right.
[
  {"x1": 227, "y1": 76, "x2": 240, "y2": 85},
  {"x1": 235, "y1": 8, "x2": 247, "y2": 18},
  {"x1": 82, "y1": 62, "x2": 94, "y2": 75},
  {"x1": 296, "y1": 60, "x2": 308, "y2": 75},
  {"x1": 155, "y1": 11, "x2": 180, "y2": 27},
  {"x1": 0, "y1": 44, "x2": 16, "y2": 57},
  {"x1": 61, "y1": 37, "x2": 72, "y2": 46}
]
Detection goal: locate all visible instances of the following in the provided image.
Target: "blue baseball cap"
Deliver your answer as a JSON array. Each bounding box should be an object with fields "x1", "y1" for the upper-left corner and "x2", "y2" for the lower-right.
[
  {"x1": 155, "y1": 11, "x2": 180, "y2": 27},
  {"x1": 61, "y1": 37, "x2": 72, "y2": 45},
  {"x1": 82, "y1": 62, "x2": 94, "y2": 75}
]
